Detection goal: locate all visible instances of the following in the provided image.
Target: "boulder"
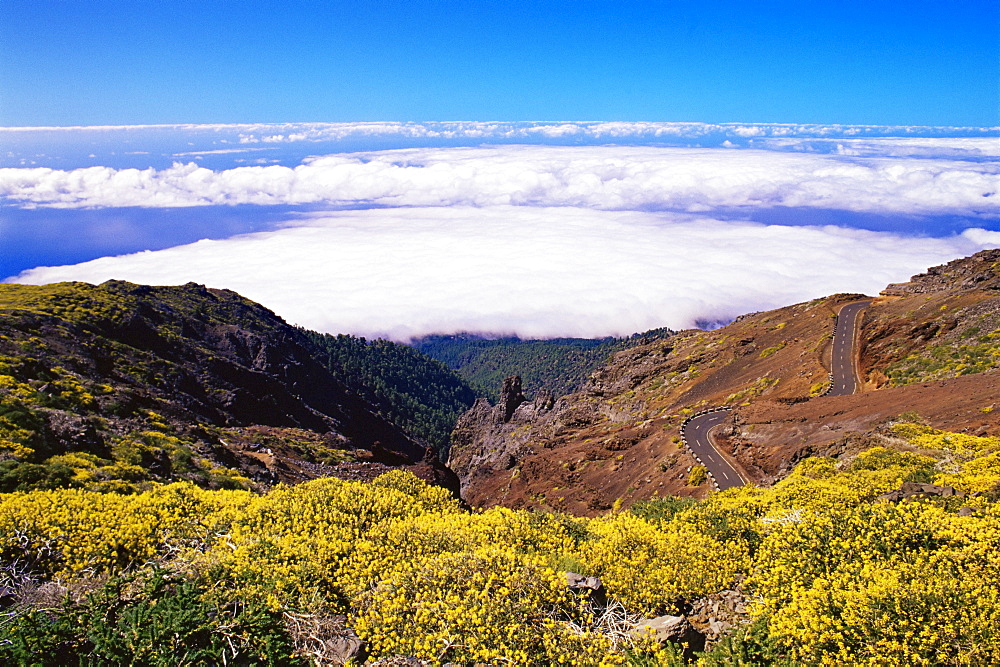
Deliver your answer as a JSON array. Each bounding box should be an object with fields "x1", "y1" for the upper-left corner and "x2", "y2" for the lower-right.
[
  {"x1": 565, "y1": 572, "x2": 603, "y2": 593},
  {"x1": 632, "y1": 614, "x2": 704, "y2": 653},
  {"x1": 876, "y1": 482, "x2": 965, "y2": 504},
  {"x1": 565, "y1": 572, "x2": 606, "y2": 603}
]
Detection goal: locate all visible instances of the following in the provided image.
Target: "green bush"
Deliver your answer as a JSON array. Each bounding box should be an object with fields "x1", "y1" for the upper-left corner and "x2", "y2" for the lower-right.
[
  {"x1": 0, "y1": 569, "x2": 303, "y2": 666},
  {"x1": 630, "y1": 495, "x2": 698, "y2": 526},
  {"x1": 0, "y1": 461, "x2": 76, "y2": 493}
]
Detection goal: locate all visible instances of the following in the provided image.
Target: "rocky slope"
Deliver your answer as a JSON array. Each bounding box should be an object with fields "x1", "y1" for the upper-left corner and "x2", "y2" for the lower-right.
[
  {"x1": 0, "y1": 281, "x2": 458, "y2": 494},
  {"x1": 731, "y1": 248, "x2": 1000, "y2": 482},
  {"x1": 448, "y1": 250, "x2": 1000, "y2": 513}
]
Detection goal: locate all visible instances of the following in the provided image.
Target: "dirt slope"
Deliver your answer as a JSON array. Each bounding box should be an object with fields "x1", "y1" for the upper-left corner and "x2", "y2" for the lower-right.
[{"x1": 448, "y1": 250, "x2": 1000, "y2": 514}]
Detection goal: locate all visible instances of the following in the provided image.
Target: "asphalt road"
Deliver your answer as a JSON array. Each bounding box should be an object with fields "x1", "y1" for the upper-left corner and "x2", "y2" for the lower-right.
[
  {"x1": 827, "y1": 301, "x2": 869, "y2": 397},
  {"x1": 681, "y1": 300, "x2": 869, "y2": 491},
  {"x1": 682, "y1": 408, "x2": 743, "y2": 491}
]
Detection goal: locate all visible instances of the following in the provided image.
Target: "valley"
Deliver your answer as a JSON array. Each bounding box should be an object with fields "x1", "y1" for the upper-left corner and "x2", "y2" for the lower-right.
[{"x1": 1, "y1": 249, "x2": 999, "y2": 665}]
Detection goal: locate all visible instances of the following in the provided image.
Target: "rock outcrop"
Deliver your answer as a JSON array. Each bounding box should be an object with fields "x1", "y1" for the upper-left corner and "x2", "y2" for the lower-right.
[
  {"x1": 448, "y1": 375, "x2": 560, "y2": 498},
  {"x1": 632, "y1": 614, "x2": 705, "y2": 655},
  {"x1": 685, "y1": 588, "x2": 750, "y2": 647},
  {"x1": 882, "y1": 248, "x2": 1000, "y2": 295},
  {"x1": 876, "y1": 481, "x2": 965, "y2": 503}
]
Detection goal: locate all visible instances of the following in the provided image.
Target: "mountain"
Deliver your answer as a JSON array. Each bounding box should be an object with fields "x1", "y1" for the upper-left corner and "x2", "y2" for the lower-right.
[
  {"x1": 4, "y1": 255, "x2": 999, "y2": 666},
  {"x1": 0, "y1": 280, "x2": 459, "y2": 494},
  {"x1": 448, "y1": 249, "x2": 1000, "y2": 514}
]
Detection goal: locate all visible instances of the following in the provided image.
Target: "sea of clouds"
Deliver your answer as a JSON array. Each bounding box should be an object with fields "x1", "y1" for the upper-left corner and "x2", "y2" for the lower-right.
[{"x1": 2, "y1": 122, "x2": 998, "y2": 340}]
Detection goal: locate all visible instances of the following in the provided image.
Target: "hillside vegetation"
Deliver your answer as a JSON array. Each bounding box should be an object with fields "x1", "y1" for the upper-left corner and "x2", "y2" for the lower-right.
[
  {"x1": 303, "y1": 331, "x2": 477, "y2": 453},
  {"x1": 2, "y1": 421, "x2": 998, "y2": 665},
  {"x1": 413, "y1": 331, "x2": 673, "y2": 402},
  {"x1": 0, "y1": 281, "x2": 464, "y2": 494},
  {"x1": 862, "y1": 251, "x2": 1000, "y2": 387}
]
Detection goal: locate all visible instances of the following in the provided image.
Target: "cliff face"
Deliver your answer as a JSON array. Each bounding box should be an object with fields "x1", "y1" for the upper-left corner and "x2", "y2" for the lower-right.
[
  {"x1": 447, "y1": 250, "x2": 1000, "y2": 514},
  {"x1": 0, "y1": 281, "x2": 458, "y2": 494}
]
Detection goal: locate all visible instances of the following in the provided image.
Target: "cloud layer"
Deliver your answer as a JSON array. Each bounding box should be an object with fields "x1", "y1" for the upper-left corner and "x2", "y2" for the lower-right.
[
  {"x1": 12, "y1": 207, "x2": 1000, "y2": 340},
  {"x1": 2, "y1": 145, "x2": 997, "y2": 216},
  {"x1": 4, "y1": 133, "x2": 997, "y2": 340}
]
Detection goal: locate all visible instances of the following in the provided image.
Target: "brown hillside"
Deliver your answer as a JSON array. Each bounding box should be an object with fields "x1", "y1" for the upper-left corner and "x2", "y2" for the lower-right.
[{"x1": 448, "y1": 250, "x2": 1000, "y2": 515}]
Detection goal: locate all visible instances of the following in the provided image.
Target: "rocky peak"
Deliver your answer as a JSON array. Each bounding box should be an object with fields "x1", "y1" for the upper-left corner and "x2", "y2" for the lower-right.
[
  {"x1": 496, "y1": 375, "x2": 527, "y2": 423},
  {"x1": 448, "y1": 376, "x2": 565, "y2": 498},
  {"x1": 882, "y1": 248, "x2": 1000, "y2": 295}
]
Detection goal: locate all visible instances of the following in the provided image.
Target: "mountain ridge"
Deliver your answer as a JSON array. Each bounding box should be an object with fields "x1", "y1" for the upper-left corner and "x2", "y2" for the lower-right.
[
  {"x1": 447, "y1": 249, "x2": 1000, "y2": 513},
  {"x1": 0, "y1": 280, "x2": 460, "y2": 494}
]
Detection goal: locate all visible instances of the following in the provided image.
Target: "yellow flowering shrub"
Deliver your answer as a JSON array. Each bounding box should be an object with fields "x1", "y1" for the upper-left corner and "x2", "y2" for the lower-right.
[
  {"x1": 891, "y1": 423, "x2": 1000, "y2": 455},
  {"x1": 190, "y1": 473, "x2": 462, "y2": 610},
  {"x1": 752, "y1": 502, "x2": 950, "y2": 613},
  {"x1": 885, "y1": 422, "x2": 1000, "y2": 494},
  {"x1": 936, "y1": 451, "x2": 1000, "y2": 494},
  {"x1": 785, "y1": 455, "x2": 837, "y2": 479},
  {"x1": 0, "y1": 482, "x2": 240, "y2": 575},
  {"x1": 340, "y1": 507, "x2": 585, "y2": 601},
  {"x1": 765, "y1": 538, "x2": 1000, "y2": 664},
  {"x1": 2, "y1": 443, "x2": 999, "y2": 664},
  {"x1": 582, "y1": 512, "x2": 744, "y2": 615},
  {"x1": 671, "y1": 484, "x2": 773, "y2": 553},
  {"x1": 352, "y1": 548, "x2": 617, "y2": 666}
]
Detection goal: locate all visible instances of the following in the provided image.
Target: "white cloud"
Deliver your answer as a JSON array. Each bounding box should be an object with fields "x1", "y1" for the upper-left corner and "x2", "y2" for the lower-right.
[
  {"x1": 219, "y1": 120, "x2": 998, "y2": 144},
  {"x1": 761, "y1": 137, "x2": 1000, "y2": 159},
  {"x1": 10, "y1": 207, "x2": 1000, "y2": 341},
  {"x1": 1, "y1": 145, "x2": 997, "y2": 215}
]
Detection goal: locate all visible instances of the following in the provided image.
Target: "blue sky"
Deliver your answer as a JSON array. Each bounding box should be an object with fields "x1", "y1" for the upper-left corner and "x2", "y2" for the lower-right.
[{"x1": 1, "y1": 1, "x2": 998, "y2": 127}]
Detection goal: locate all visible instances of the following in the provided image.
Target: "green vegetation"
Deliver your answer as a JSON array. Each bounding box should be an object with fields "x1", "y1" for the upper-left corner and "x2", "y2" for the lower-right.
[
  {"x1": 0, "y1": 280, "x2": 476, "y2": 489},
  {"x1": 807, "y1": 380, "x2": 828, "y2": 397},
  {"x1": 1, "y1": 568, "x2": 300, "y2": 665},
  {"x1": 304, "y1": 332, "x2": 477, "y2": 452},
  {"x1": 0, "y1": 325, "x2": 253, "y2": 493},
  {"x1": 757, "y1": 343, "x2": 785, "y2": 359},
  {"x1": 724, "y1": 376, "x2": 779, "y2": 405},
  {"x1": 413, "y1": 329, "x2": 673, "y2": 401},
  {"x1": 687, "y1": 464, "x2": 708, "y2": 486},
  {"x1": 629, "y1": 495, "x2": 698, "y2": 526},
  {"x1": 3, "y1": 424, "x2": 998, "y2": 664},
  {"x1": 0, "y1": 282, "x2": 135, "y2": 329},
  {"x1": 887, "y1": 326, "x2": 1000, "y2": 385}
]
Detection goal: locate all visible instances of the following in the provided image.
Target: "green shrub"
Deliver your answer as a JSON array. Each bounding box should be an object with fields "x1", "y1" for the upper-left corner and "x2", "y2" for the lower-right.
[{"x1": 0, "y1": 569, "x2": 303, "y2": 666}]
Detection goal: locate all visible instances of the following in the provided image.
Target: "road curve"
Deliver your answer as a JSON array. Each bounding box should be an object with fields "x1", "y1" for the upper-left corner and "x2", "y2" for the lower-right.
[
  {"x1": 682, "y1": 408, "x2": 744, "y2": 491},
  {"x1": 681, "y1": 300, "x2": 869, "y2": 491}
]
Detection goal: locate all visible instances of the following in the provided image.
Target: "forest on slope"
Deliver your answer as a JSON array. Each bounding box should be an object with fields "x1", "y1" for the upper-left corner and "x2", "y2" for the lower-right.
[
  {"x1": 302, "y1": 331, "x2": 477, "y2": 454},
  {"x1": 413, "y1": 330, "x2": 674, "y2": 402}
]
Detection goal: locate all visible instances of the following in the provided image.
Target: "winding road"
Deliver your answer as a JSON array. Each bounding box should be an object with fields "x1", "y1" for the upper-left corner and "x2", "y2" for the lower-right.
[
  {"x1": 681, "y1": 301, "x2": 869, "y2": 491},
  {"x1": 826, "y1": 301, "x2": 868, "y2": 397}
]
